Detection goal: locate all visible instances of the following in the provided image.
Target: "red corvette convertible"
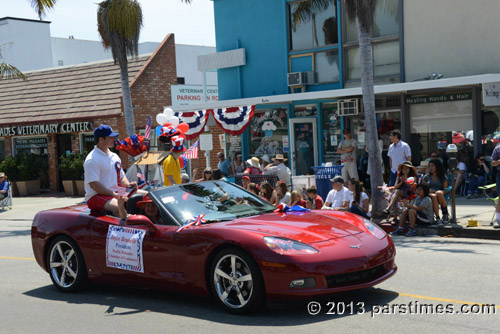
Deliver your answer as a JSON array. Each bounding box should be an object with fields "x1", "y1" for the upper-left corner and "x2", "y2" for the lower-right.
[{"x1": 31, "y1": 181, "x2": 396, "y2": 314}]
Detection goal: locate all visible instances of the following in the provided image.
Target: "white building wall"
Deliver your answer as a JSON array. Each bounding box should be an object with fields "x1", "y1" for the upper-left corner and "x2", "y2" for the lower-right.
[
  {"x1": 51, "y1": 37, "x2": 110, "y2": 67},
  {"x1": 0, "y1": 18, "x2": 53, "y2": 72},
  {"x1": 50, "y1": 38, "x2": 216, "y2": 85},
  {"x1": 404, "y1": 0, "x2": 500, "y2": 82}
]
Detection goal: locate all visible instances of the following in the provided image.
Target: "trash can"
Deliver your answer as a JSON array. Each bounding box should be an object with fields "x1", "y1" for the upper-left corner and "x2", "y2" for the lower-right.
[{"x1": 312, "y1": 165, "x2": 343, "y2": 201}]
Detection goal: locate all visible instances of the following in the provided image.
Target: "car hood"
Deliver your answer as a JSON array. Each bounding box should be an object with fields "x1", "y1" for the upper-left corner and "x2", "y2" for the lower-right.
[{"x1": 220, "y1": 211, "x2": 364, "y2": 243}]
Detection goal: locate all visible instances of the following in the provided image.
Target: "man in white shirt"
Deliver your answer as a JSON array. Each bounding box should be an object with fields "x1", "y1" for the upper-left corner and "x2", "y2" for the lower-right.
[
  {"x1": 387, "y1": 129, "x2": 411, "y2": 186},
  {"x1": 264, "y1": 154, "x2": 291, "y2": 187},
  {"x1": 84, "y1": 125, "x2": 142, "y2": 217},
  {"x1": 322, "y1": 175, "x2": 350, "y2": 210}
]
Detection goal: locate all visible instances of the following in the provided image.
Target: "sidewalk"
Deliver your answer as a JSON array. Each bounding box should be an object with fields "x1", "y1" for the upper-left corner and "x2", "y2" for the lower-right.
[
  {"x1": 1, "y1": 192, "x2": 499, "y2": 240},
  {"x1": 380, "y1": 195, "x2": 500, "y2": 240}
]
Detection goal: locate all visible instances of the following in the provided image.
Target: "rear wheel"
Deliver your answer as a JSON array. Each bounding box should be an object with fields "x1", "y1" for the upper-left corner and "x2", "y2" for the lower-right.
[
  {"x1": 47, "y1": 236, "x2": 87, "y2": 292},
  {"x1": 209, "y1": 248, "x2": 265, "y2": 314}
]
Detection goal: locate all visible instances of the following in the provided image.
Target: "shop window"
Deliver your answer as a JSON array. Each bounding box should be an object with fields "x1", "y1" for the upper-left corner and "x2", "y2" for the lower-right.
[
  {"x1": 373, "y1": 41, "x2": 399, "y2": 77},
  {"x1": 321, "y1": 102, "x2": 341, "y2": 163},
  {"x1": 14, "y1": 137, "x2": 49, "y2": 190},
  {"x1": 481, "y1": 107, "x2": 500, "y2": 157},
  {"x1": 315, "y1": 51, "x2": 340, "y2": 83},
  {"x1": 0, "y1": 140, "x2": 4, "y2": 160},
  {"x1": 294, "y1": 104, "x2": 317, "y2": 117},
  {"x1": 344, "y1": 0, "x2": 399, "y2": 43},
  {"x1": 249, "y1": 108, "x2": 289, "y2": 161},
  {"x1": 345, "y1": 42, "x2": 400, "y2": 80},
  {"x1": 288, "y1": 0, "x2": 338, "y2": 51},
  {"x1": 226, "y1": 135, "x2": 242, "y2": 161},
  {"x1": 343, "y1": 0, "x2": 400, "y2": 82},
  {"x1": 81, "y1": 134, "x2": 95, "y2": 153},
  {"x1": 410, "y1": 99, "x2": 473, "y2": 162}
]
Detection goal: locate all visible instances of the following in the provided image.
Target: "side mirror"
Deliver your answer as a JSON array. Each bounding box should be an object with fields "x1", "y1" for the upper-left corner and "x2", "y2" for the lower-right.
[{"x1": 126, "y1": 215, "x2": 158, "y2": 235}]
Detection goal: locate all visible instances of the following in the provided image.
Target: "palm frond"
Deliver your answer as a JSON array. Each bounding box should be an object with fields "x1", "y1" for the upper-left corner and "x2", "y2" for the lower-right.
[
  {"x1": 30, "y1": 0, "x2": 57, "y2": 19},
  {"x1": 97, "y1": 0, "x2": 143, "y2": 65},
  {"x1": 291, "y1": 0, "x2": 334, "y2": 30},
  {"x1": 0, "y1": 63, "x2": 27, "y2": 80}
]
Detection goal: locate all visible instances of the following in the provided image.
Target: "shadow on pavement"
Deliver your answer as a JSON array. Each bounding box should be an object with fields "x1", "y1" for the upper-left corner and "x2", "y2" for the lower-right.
[
  {"x1": 390, "y1": 236, "x2": 498, "y2": 254},
  {"x1": 23, "y1": 284, "x2": 397, "y2": 324}
]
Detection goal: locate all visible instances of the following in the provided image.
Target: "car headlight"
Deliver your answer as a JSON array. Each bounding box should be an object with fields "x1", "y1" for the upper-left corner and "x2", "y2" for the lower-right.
[
  {"x1": 263, "y1": 237, "x2": 318, "y2": 255},
  {"x1": 363, "y1": 219, "x2": 387, "y2": 239}
]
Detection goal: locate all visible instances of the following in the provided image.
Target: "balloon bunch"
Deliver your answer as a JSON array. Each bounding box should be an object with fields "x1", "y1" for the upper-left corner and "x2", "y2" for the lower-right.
[
  {"x1": 405, "y1": 177, "x2": 417, "y2": 201},
  {"x1": 115, "y1": 134, "x2": 149, "y2": 157},
  {"x1": 156, "y1": 107, "x2": 189, "y2": 144}
]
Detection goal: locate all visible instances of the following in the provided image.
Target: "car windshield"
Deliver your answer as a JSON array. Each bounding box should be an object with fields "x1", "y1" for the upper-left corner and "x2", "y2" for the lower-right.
[{"x1": 150, "y1": 181, "x2": 276, "y2": 225}]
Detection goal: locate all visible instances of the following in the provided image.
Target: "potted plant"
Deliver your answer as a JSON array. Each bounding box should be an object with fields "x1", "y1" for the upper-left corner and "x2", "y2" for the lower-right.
[
  {"x1": 16, "y1": 153, "x2": 41, "y2": 196},
  {"x1": 0, "y1": 156, "x2": 20, "y2": 196},
  {"x1": 59, "y1": 154, "x2": 78, "y2": 196},
  {"x1": 72, "y1": 152, "x2": 86, "y2": 196}
]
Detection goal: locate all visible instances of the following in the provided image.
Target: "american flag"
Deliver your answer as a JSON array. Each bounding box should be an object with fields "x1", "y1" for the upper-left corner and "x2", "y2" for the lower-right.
[
  {"x1": 183, "y1": 139, "x2": 199, "y2": 159},
  {"x1": 144, "y1": 116, "x2": 151, "y2": 140}
]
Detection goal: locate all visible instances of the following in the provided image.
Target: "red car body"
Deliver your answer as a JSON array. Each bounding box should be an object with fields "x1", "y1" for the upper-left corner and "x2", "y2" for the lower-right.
[{"x1": 31, "y1": 182, "x2": 396, "y2": 313}]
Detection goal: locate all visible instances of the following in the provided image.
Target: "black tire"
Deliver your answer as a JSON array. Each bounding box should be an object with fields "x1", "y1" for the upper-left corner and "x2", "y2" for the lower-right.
[
  {"x1": 209, "y1": 247, "x2": 265, "y2": 314},
  {"x1": 46, "y1": 235, "x2": 88, "y2": 292}
]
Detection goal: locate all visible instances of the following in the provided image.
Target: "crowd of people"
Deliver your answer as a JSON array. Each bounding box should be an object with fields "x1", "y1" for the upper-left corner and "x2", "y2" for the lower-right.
[{"x1": 80, "y1": 124, "x2": 500, "y2": 233}]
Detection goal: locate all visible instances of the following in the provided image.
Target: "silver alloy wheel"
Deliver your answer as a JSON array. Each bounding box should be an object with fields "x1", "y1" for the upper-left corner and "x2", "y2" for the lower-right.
[
  {"x1": 213, "y1": 254, "x2": 254, "y2": 309},
  {"x1": 49, "y1": 240, "x2": 79, "y2": 289}
]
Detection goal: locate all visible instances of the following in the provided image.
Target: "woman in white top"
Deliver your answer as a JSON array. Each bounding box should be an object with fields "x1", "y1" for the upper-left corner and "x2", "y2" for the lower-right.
[
  {"x1": 347, "y1": 178, "x2": 370, "y2": 219},
  {"x1": 232, "y1": 152, "x2": 245, "y2": 174},
  {"x1": 275, "y1": 182, "x2": 291, "y2": 206}
]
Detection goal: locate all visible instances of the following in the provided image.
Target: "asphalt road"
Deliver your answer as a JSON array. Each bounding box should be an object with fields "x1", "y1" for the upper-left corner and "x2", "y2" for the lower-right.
[{"x1": 0, "y1": 196, "x2": 499, "y2": 334}]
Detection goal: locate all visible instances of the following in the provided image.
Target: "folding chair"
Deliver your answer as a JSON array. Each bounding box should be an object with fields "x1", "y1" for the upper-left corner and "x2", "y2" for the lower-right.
[
  {"x1": 478, "y1": 183, "x2": 497, "y2": 225},
  {"x1": 0, "y1": 181, "x2": 12, "y2": 210}
]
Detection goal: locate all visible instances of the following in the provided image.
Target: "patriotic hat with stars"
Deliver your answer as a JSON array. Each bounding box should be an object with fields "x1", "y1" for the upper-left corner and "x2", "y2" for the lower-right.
[{"x1": 170, "y1": 135, "x2": 186, "y2": 152}]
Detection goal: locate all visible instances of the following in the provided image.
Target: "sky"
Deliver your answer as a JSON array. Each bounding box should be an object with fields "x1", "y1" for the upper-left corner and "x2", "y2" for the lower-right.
[{"x1": 0, "y1": 0, "x2": 216, "y2": 46}]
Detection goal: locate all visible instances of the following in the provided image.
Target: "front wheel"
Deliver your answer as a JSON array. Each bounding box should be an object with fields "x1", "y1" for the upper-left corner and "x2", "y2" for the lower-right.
[
  {"x1": 46, "y1": 236, "x2": 87, "y2": 292},
  {"x1": 209, "y1": 248, "x2": 265, "y2": 314}
]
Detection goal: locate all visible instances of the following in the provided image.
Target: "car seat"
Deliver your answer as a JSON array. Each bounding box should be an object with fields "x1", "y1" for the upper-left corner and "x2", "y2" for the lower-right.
[{"x1": 127, "y1": 193, "x2": 144, "y2": 215}]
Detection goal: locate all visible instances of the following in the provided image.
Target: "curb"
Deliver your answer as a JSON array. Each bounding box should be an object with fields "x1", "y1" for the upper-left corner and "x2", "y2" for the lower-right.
[{"x1": 379, "y1": 222, "x2": 500, "y2": 240}]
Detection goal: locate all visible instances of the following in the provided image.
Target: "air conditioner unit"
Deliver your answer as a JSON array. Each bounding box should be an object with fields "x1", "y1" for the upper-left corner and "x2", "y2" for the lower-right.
[
  {"x1": 337, "y1": 98, "x2": 362, "y2": 116},
  {"x1": 287, "y1": 71, "x2": 314, "y2": 86}
]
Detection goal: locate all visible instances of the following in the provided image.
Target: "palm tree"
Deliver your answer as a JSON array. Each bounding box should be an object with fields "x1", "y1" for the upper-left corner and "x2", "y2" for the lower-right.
[
  {"x1": 345, "y1": 0, "x2": 385, "y2": 218},
  {"x1": 97, "y1": 0, "x2": 143, "y2": 137},
  {"x1": 0, "y1": 62, "x2": 26, "y2": 80},
  {"x1": 98, "y1": 0, "x2": 190, "y2": 137}
]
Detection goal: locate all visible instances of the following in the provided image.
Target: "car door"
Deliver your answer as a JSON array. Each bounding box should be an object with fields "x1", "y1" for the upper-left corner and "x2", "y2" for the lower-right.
[{"x1": 89, "y1": 215, "x2": 177, "y2": 285}]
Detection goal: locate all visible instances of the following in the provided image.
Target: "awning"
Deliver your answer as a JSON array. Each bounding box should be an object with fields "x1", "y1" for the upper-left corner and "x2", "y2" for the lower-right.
[{"x1": 169, "y1": 73, "x2": 500, "y2": 112}]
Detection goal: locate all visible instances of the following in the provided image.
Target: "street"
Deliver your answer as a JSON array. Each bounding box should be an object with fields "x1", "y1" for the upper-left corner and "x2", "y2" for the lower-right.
[{"x1": 1, "y1": 196, "x2": 499, "y2": 334}]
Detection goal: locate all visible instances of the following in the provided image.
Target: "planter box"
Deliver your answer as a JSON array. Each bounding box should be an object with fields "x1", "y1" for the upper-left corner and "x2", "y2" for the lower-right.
[
  {"x1": 75, "y1": 180, "x2": 85, "y2": 197},
  {"x1": 16, "y1": 180, "x2": 40, "y2": 196},
  {"x1": 62, "y1": 180, "x2": 78, "y2": 196},
  {"x1": 10, "y1": 181, "x2": 19, "y2": 197}
]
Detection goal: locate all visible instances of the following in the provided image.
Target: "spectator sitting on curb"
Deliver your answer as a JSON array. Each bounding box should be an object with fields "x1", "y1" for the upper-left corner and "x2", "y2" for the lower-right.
[
  {"x1": 248, "y1": 182, "x2": 259, "y2": 195},
  {"x1": 391, "y1": 183, "x2": 434, "y2": 237},
  {"x1": 305, "y1": 186, "x2": 324, "y2": 210},
  {"x1": 275, "y1": 181, "x2": 291, "y2": 206},
  {"x1": 322, "y1": 175, "x2": 350, "y2": 210},
  {"x1": 241, "y1": 175, "x2": 251, "y2": 190},
  {"x1": 347, "y1": 178, "x2": 370, "y2": 219},
  {"x1": 290, "y1": 190, "x2": 307, "y2": 207}
]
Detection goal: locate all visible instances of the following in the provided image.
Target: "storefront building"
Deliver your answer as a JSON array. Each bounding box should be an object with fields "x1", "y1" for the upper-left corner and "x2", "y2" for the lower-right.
[
  {"x1": 171, "y1": 0, "x2": 500, "y2": 181},
  {"x1": 0, "y1": 34, "x2": 178, "y2": 192}
]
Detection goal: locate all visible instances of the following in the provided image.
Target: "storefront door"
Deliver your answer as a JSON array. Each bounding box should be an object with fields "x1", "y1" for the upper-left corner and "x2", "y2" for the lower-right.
[{"x1": 289, "y1": 118, "x2": 318, "y2": 176}]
